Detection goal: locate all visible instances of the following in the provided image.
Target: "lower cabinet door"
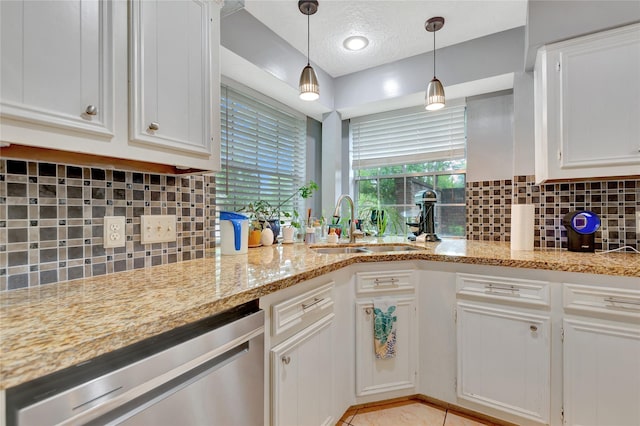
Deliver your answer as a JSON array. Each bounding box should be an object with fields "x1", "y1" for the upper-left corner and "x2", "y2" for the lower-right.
[
  {"x1": 456, "y1": 302, "x2": 550, "y2": 423},
  {"x1": 563, "y1": 318, "x2": 640, "y2": 426},
  {"x1": 355, "y1": 296, "x2": 417, "y2": 396},
  {"x1": 271, "y1": 314, "x2": 334, "y2": 426}
]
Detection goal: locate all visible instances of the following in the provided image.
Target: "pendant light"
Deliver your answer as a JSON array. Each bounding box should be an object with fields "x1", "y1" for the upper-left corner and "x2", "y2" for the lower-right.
[
  {"x1": 298, "y1": 0, "x2": 319, "y2": 101},
  {"x1": 425, "y1": 17, "x2": 445, "y2": 111}
]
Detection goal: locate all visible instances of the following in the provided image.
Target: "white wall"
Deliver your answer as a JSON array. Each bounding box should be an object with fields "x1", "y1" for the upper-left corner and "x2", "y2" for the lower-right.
[
  {"x1": 466, "y1": 91, "x2": 514, "y2": 182},
  {"x1": 221, "y1": 9, "x2": 335, "y2": 111},
  {"x1": 333, "y1": 27, "x2": 524, "y2": 114},
  {"x1": 513, "y1": 71, "x2": 535, "y2": 177},
  {"x1": 524, "y1": 0, "x2": 640, "y2": 69}
]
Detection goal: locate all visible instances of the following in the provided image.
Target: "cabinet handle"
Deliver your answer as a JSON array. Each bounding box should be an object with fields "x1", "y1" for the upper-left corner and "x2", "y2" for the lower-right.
[
  {"x1": 85, "y1": 105, "x2": 98, "y2": 115},
  {"x1": 530, "y1": 325, "x2": 538, "y2": 332},
  {"x1": 374, "y1": 277, "x2": 398, "y2": 286},
  {"x1": 148, "y1": 122, "x2": 160, "y2": 131},
  {"x1": 301, "y1": 297, "x2": 324, "y2": 310},
  {"x1": 281, "y1": 356, "x2": 291, "y2": 365},
  {"x1": 484, "y1": 283, "x2": 520, "y2": 297},
  {"x1": 604, "y1": 296, "x2": 640, "y2": 311}
]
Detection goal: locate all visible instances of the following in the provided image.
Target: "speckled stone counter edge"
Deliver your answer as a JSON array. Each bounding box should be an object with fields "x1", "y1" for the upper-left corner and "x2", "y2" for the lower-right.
[{"x1": 1, "y1": 241, "x2": 638, "y2": 390}]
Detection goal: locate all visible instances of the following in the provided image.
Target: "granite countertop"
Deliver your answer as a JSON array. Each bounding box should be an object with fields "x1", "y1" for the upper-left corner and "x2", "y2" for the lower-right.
[{"x1": 1, "y1": 239, "x2": 639, "y2": 390}]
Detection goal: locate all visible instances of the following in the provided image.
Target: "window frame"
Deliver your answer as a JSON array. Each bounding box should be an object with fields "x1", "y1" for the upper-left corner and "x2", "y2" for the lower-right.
[{"x1": 216, "y1": 79, "x2": 308, "y2": 220}]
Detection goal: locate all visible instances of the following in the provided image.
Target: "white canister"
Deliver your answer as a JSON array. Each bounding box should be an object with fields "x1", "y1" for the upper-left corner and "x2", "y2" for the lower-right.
[
  {"x1": 282, "y1": 226, "x2": 295, "y2": 243},
  {"x1": 261, "y1": 227, "x2": 274, "y2": 246},
  {"x1": 220, "y1": 212, "x2": 249, "y2": 255}
]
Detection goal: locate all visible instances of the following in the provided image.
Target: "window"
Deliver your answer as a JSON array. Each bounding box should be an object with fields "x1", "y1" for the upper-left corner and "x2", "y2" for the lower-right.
[
  {"x1": 216, "y1": 84, "x2": 307, "y2": 217},
  {"x1": 352, "y1": 105, "x2": 466, "y2": 237}
]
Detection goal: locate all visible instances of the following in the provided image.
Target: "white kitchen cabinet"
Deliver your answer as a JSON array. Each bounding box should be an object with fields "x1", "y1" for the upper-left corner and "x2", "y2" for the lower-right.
[
  {"x1": 456, "y1": 302, "x2": 551, "y2": 424},
  {"x1": 271, "y1": 314, "x2": 335, "y2": 426},
  {"x1": 0, "y1": 0, "x2": 221, "y2": 171},
  {"x1": 562, "y1": 283, "x2": 640, "y2": 426},
  {"x1": 563, "y1": 319, "x2": 640, "y2": 426},
  {"x1": 354, "y1": 269, "x2": 418, "y2": 398},
  {"x1": 455, "y1": 273, "x2": 551, "y2": 424},
  {"x1": 355, "y1": 296, "x2": 417, "y2": 397},
  {"x1": 534, "y1": 23, "x2": 640, "y2": 183},
  {"x1": 0, "y1": 0, "x2": 114, "y2": 137},
  {"x1": 130, "y1": 0, "x2": 219, "y2": 163},
  {"x1": 262, "y1": 278, "x2": 338, "y2": 426}
]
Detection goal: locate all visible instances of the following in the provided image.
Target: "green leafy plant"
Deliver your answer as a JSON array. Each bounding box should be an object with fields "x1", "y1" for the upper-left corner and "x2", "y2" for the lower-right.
[
  {"x1": 357, "y1": 204, "x2": 403, "y2": 236},
  {"x1": 239, "y1": 181, "x2": 319, "y2": 230},
  {"x1": 280, "y1": 181, "x2": 319, "y2": 228}
]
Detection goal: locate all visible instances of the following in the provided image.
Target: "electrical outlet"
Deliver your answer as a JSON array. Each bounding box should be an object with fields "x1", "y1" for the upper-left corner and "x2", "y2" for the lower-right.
[
  {"x1": 140, "y1": 215, "x2": 177, "y2": 244},
  {"x1": 104, "y1": 216, "x2": 126, "y2": 248}
]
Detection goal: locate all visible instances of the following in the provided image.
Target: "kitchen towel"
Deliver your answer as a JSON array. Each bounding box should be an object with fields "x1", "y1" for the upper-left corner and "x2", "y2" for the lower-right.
[
  {"x1": 511, "y1": 204, "x2": 535, "y2": 251},
  {"x1": 373, "y1": 298, "x2": 398, "y2": 359}
]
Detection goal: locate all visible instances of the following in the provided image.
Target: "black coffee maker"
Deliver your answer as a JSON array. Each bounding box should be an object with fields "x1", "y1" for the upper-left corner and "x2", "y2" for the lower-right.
[
  {"x1": 407, "y1": 190, "x2": 440, "y2": 242},
  {"x1": 562, "y1": 210, "x2": 601, "y2": 252}
]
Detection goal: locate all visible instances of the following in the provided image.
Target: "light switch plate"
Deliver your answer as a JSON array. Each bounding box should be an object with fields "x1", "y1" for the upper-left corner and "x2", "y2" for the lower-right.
[
  {"x1": 104, "y1": 216, "x2": 126, "y2": 248},
  {"x1": 140, "y1": 215, "x2": 177, "y2": 244}
]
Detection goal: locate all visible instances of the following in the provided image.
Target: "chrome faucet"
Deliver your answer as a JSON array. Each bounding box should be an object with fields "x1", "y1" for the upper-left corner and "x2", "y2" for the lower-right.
[{"x1": 332, "y1": 194, "x2": 362, "y2": 243}]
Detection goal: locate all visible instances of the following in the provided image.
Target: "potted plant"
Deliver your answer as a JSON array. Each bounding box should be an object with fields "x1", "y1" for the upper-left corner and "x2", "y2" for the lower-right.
[
  {"x1": 357, "y1": 204, "x2": 403, "y2": 237},
  {"x1": 241, "y1": 181, "x2": 319, "y2": 244}
]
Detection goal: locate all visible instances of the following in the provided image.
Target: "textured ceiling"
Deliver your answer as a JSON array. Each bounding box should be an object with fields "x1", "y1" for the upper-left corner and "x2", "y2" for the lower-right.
[{"x1": 244, "y1": 0, "x2": 528, "y2": 77}]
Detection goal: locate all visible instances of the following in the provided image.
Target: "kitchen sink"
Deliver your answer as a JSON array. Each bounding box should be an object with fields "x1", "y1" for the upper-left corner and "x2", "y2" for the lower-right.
[
  {"x1": 360, "y1": 244, "x2": 422, "y2": 252},
  {"x1": 311, "y1": 244, "x2": 422, "y2": 254},
  {"x1": 311, "y1": 247, "x2": 370, "y2": 254}
]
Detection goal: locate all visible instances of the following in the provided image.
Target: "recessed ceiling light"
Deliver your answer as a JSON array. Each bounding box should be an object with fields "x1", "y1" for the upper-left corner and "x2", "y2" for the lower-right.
[{"x1": 343, "y1": 35, "x2": 369, "y2": 51}]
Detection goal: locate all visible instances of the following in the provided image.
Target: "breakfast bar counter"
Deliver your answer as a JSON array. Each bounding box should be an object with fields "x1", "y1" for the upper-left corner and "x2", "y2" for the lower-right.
[{"x1": 1, "y1": 239, "x2": 638, "y2": 390}]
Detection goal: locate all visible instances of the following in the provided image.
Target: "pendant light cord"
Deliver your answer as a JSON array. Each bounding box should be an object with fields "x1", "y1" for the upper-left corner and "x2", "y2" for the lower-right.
[
  {"x1": 433, "y1": 28, "x2": 436, "y2": 78},
  {"x1": 307, "y1": 10, "x2": 311, "y2": 66}
]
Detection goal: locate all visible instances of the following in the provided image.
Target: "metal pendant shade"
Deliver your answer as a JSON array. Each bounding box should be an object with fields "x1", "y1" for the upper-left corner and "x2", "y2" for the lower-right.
[
  {"x1": 425, "y1": 17, "x2": 445, "y2": 111},
  {"x1": 425, "y1": 77, "x2": 445, "y2": 111},
  {"x1": 299, "y1": 64, "x2": 320, "y2": 101},
  {"x1": 299, "y1": 0, "x2": 319, "y2": 101}
]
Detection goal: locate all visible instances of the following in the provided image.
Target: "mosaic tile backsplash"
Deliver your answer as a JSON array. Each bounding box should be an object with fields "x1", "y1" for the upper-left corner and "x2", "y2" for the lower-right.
[
  {"x1": 1, "y1": 156, "x2": 638, "y2": 292},
  {"x1": 466, "y1": 175, "x2": 639, "y2": 251},
  {"x1": 0, "y1": 159, "x2": 216, "y2": 291}
]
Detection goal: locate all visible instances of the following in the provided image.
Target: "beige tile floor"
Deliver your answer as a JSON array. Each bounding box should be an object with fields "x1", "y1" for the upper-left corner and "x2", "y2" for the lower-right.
[{"x1": 337, "y1": 400, "x2": 497, "y2": 426}]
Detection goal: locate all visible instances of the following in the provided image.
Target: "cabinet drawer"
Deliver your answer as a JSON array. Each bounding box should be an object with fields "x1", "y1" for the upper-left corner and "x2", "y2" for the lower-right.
[
  {"x1": 271, "y1": 282, "x2": 334, "y2": 337},
  {"x1": 563, "y1": 283, "x2": 640, "y2": 320},
  {"x1": 356, "y1": 270, "x2": 415, "y2": 295},
  {"x1": 456, "y1": 273, "x2": 550, "y2": 307}
]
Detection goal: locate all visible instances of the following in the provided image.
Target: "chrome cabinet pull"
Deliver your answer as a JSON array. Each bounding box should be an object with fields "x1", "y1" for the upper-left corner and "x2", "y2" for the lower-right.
[
  {"x1": 485, "y1": 283, "x2": 520, "y2": 297},
  {"x1": 301, "y1": 297, "x2": 324, "y2": 310},
  {"x1": 374, "y1": 277, "x2": 398, "y2": 286},
  {"x1": 530, "y1": 325, "x2": 538, "y2": 332},
  {"x1": 281, "y1": 356, "x2": 291, "y2": 365},
  {"x1": 148, "y1": 122, "x2": 160, "y2": 131},
  {"x1": 604, "y1": 296, "x2": 640, "y2": 311},
  {"x1": 85, "y1": 105, "x2": 97, "y2": 115}
]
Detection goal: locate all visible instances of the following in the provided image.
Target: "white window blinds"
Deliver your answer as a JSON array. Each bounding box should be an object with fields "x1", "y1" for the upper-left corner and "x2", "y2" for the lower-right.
[
  {"x1": 217, "y1": 85, "x2": 307, "y2": 214},
  {"x1": 351, "y1": 105, "x2": 466, "y2": 169}
]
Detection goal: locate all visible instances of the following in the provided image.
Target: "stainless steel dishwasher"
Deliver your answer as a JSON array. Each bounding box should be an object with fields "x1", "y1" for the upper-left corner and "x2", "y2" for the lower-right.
[{"x1": 6, "y1": 300, "x2": 264, "y2": 426}]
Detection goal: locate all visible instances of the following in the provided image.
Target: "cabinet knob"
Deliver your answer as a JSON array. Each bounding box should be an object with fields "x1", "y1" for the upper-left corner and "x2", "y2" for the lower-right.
[
  {"x1": 281, "y1": 356, "x2": 291, "y2": 365},
  {"x1": 530, "y1": 325, "x2": 538, "y2": 332},
  {"x1": 85, "y1": 105, "x2": 98, "y2": 116},
  {"x1": 148, "y1": 122, "x2": 160, "y2": 131}
]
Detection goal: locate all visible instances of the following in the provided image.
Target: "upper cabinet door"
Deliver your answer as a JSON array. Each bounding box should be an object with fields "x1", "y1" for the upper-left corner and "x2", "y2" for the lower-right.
[
  {"x1": 130, "y1": 0, "x2": 214, "y2": 158},
  {"x1": 0, "y1": 0, "x2": 114, "y2": 136},
  {"x1": 535, "y1": 24, "x2": 640, "y2": 183}
]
